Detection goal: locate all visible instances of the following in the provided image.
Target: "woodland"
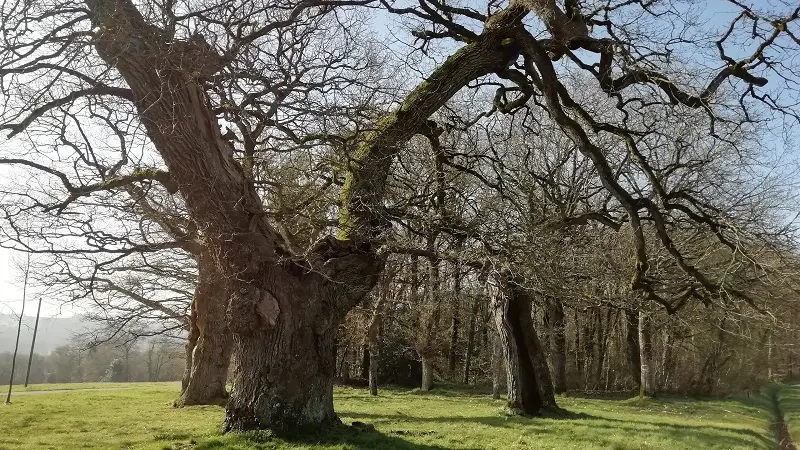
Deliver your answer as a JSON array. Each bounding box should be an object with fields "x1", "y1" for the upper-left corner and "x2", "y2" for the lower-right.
[{"x1": 0, "y1": 0, "x2": 799, "y2": 437}]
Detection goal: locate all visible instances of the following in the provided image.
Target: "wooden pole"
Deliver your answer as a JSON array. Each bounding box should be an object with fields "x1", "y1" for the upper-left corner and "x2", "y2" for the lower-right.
[
  {"x1": 6, "y1": 254, "x2": 31, "y2": 404},
  {"x1": 23, "y1": 297, "x2": 43, "y2": 387}
]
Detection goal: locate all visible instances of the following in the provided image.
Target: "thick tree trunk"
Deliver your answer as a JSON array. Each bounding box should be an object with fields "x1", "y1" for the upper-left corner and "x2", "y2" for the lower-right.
[
  {"x1": 546, "y1": 298, "x2": 567, "y2": 394},
  {"x1": 626, "y1": 309, "x2": 641, "y2": 390},
  {"x1": 638, "y1": 310, "x2": 654, "y2": 397},
  {"x1": 177, "y1": 252, "x2": 232, "y2": 406},
  {"x1": 220, "y1": 241, "x2": 380, "y2": 431},
  {"x1": 224, "y1": 313, "x2": 339, "y2": 431},
  {"x1": 490, "y1": 276, "x2": 557, "y2": 415},
  {"x1": 88, "y1": 0, "x2": 509, "y2": 432}
]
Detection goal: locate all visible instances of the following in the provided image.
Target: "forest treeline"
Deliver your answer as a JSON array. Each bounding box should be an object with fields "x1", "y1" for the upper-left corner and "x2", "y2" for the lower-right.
[{"x1": 0, "y1": 340, "x2": 184, "y2": 385}]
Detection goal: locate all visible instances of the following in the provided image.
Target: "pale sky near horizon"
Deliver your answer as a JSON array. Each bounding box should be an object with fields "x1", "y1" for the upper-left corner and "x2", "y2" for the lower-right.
[{"x1": 0, "y1": 247, "x2": 78, "y2": 318}]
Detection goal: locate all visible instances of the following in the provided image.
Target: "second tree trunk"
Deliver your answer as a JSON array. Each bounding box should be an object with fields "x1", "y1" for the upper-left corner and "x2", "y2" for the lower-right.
[{"x1": 490, "y1": 276, "x2": 557, "y2": 415}]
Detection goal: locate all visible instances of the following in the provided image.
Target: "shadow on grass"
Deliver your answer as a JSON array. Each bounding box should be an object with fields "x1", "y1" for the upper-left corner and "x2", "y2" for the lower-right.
[
  {"x1": 345, "y1": 404, "x2": 774, "y2": 450},
  {"x1": 191, "y1": 423, "x2": 482, "y2": 450}
]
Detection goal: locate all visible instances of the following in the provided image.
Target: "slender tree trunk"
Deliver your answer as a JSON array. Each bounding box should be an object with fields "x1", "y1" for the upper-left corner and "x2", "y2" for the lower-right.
[
  {"x1": 339, "y1": 344, "x2": 351, "y2": 381},
  {"x1": 490, "y1": 275, "x2": 557, "y2": 415},
  {"x1": 365, "y1": 269, "x2": 391, "y2": 396},
  {"x1": 626, "y1": 309, "x2": 641, "y2": 390},
  {"x1": 6, "y1": 254, "x2": 30, "y2": 404},
  {"x1": 638, "y1": 310, "x2": 654, "y2": 397},
  {"x1": 24, "y1": 297, "x2": 43, "y2": 387},
  {"x1": 416, "y1": 252, "x2": 441, "y2": 391},
  {"x1": 767, "y1": 329, "x2": 774, "y2": 381},
  {"x1": 360, "y1": 344, "x2": 370, "y2": 381},
  {"x1": 594, "y1": 308, "x2": 612, "y2": 389},
  {"x1": 491, "y1": 330, "x2": 504, "y2": 399},
  {"x1": 181, "y1": 303, "x2": 200, "y2": 393},
  {"x1": 462, "y1": 296, "x2": 481, "y2": 384},
  {"x1": 447, "y1": 264, "x2": 462, "y2": 379},
  {"x1": 177, "y1": 252, "x2": 232, "y2": 406},
  {"x1": 368, "y1": 346, "x2": 379, "y2": 396},
  {"x1": 546, "y1": 298, "x2": 567, "y2": 394}
]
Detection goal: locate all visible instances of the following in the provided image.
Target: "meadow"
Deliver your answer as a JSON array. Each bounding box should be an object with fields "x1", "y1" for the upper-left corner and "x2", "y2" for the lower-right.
[{"x1": 0, "y1": 382, "x2": 795, "y2": 450}]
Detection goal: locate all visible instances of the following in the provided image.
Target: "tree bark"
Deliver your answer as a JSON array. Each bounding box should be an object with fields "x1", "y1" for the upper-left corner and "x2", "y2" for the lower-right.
[
  {"x1": 177, "y1": 251, "x2": 232, "y2": 406},
  {"x1": 546, "y1": 297, "x2": 567, "y2": 394},
  {"x1": 360, "y1": 344, "x2": 370, "y2": 381},
  {"x1": 447, "y1": 264, "x2": 462, "y2": 379},
  {"x1": 462, "y1": 295, "x2": 481, "y2": 384},
  {"x1": 416, "y1": 252, "x2": 441, "y2": 391},
  {"x1": 181, "y1": 304, "x2": 200, "y2": 393},
  {"x1": 368, "y1": 346, "x2": 379, "y2": 396},
  {"x1": 638, "y1": 310, "x2": 654, "y2": 397},
  {"x1": 364, "y1": 270, "x2": 390, "y2": 396},
  {"x1": 626, "y1": 309, "x2": 641, "y2": 390},
  {"x1": 490, "y1": 275, "x2": 557, "y2": 415},
  {"x1": 491, "y1": 330, "x2": 504, "y2": 399},
  {"x1": 224, "y1": 292, "x2": 339, "y2": 431}
]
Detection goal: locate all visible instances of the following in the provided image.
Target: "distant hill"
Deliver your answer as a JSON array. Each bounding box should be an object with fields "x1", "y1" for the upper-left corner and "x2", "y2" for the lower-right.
[{"x1": 0, "y1": 314, "x2": 93, "y2": 354}]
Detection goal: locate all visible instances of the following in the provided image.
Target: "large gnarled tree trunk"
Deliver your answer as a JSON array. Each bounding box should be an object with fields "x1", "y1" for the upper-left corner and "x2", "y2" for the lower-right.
[
  {"x1": 490, "y1": 275, "x2": 557, "y2": 415},
  {"x1": 88, "y1": 0, "x2": 511, "y2": 431}
]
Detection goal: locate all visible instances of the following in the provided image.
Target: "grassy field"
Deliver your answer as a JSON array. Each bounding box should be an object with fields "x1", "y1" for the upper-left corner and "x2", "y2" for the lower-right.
[{"x1": 0, "y1": 382, "x2": 791, "y2": 450}]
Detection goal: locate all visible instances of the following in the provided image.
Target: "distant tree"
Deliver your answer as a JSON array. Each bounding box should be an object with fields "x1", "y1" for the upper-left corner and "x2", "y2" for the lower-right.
[{"x1": 104, "y1": 358, "x2": 126, "y2": 383}]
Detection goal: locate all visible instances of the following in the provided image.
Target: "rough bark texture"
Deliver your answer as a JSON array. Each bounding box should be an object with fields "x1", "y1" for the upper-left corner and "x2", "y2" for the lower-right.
[
  {"x1": 490, "y1": 276, "x2": 557, "y2": 415},
  {"x1": 224, "y1": 288, "x2": 339, "y2": 431},
  {"x1": 177, "y1": 252, "x2": 232, "y2": 406}
]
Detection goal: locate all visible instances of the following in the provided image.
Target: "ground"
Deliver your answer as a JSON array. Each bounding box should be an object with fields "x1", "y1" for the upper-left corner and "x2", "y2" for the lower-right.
[{"x1": 0, "y1": 382, "x2": 795, "y2": 449}]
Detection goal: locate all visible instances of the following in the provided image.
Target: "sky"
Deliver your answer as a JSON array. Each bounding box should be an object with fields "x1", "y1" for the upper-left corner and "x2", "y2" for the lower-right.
[
  {"x1": 0, "y1": 0, "x2": 798, "y2": 319},
  {"x1": 0, "y1": 247, "x2": 79, "y2": 318}
]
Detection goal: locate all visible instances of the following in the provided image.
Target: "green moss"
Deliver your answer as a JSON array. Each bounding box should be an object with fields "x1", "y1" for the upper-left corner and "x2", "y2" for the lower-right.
[{"x1": 131, "y1": 168, "x2": 161, "y2": 178}]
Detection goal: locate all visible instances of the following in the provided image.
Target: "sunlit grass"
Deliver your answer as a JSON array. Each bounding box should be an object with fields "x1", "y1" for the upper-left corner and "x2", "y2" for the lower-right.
[
  {"x1": 774, "y1": 383, "x2": 799, "y2": 444},
  {"x1": 0, "y1": 382, "x2": 785, "y2": 449}
]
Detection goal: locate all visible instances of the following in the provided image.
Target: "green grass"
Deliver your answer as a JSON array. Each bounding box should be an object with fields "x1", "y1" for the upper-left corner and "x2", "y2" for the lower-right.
[
  {"x1": 10, "y1": 381, "x2": 180, "y2": 392},
  {"x1": 0, "y1": 382, "x2": 786, "y2": 450},
  {"x1": 771, "y1": 383, "x2": 800, "y2": 444}
]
